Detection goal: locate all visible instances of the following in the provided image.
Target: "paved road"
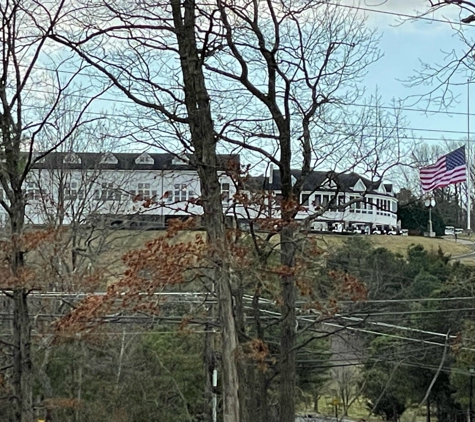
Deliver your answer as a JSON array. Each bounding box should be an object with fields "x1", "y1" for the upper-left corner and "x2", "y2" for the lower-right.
[{"x1": 443, "y1": 236, "x2": 475, "y2": 261}]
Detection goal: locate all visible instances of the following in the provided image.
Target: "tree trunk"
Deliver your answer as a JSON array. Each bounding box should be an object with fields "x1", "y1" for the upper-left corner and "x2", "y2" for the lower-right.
[
  {"x1": 279, "y1": 122, "x2": 296, "y2": 422},
  {"x1": 12, "y1": 288, "x2": 33, "y2": 422},
  {"x1": 235, "y1": 282, "x2": 253, "y2": 422},
  {"x1": 170, "y1": 1, "x2": 240, "y2": 421},
  {"x1": 9, "y1": 186, "x2": 32, "y2": 422},
  {"x1": 279, "y1": 224, "x2": 296, "y2": 422}
]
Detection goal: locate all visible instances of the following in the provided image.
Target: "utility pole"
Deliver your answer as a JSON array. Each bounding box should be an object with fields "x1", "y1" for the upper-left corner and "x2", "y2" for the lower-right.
[
  {"x1": 470, "y1": 368, "x2": 474, "y2": 422},
  {"x1": 205, "y1": 281, "x2": 218, "y2": 422},
  {"x1": 468, "y1": 79, "x2": 472, "y2": 233}
]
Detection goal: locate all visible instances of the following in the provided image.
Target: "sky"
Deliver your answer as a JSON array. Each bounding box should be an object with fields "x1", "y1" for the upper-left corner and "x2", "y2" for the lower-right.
[
  {"x1": 37, "y1": 1, "x2": 475, "y2": 177},
  {"x1": 346, "y1": 0, "x2": 474, "y2": 158}
]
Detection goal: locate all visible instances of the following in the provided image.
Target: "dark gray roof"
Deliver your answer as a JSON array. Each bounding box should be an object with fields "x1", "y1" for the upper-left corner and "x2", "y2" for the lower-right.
[
  {"x1": 261, "y1": 170, "x2": 390, "y2": 195},
  {"x1": 30, "y1": 152, "x2": 240, "y2": 172}
]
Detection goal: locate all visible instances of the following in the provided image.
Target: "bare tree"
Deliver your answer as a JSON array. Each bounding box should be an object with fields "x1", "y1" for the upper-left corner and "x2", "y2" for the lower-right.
[
  {"x1": 202, "y1": 2, "x2": 408, "y2": 421},
  {"x1": 0, "y1": 1, "x2": 107, "y2": 420},
  {"x1": 48, "y1": 1, "x2": 243, "y2": 421},
  {"x1": 43, "y1": 2, "x2": 413, "y2": 422}
]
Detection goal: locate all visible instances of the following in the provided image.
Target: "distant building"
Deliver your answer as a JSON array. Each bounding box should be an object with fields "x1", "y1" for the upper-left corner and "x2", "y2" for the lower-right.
[
  {"x1": 9, "y1": 151, "x2": 239, "y2": 227},
  {"x1": 0, "y1": 153, "x2": 397, "y2": 232},
  {"x1": 249, "y1": 169, "x2": 398, "y2": 232}
]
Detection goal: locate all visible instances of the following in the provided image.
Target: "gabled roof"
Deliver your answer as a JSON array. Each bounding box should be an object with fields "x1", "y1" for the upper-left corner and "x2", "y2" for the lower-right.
[
  {"x1": 321, "y1": 177, "x2": 338, "y2": 189},
  {"x1": 30, "y1": 152, "x2": 240, "y2": 172},
  {"x1": 135, "y1": 152, "x2": 154, "y2": 165},
  {"x1": 63, "y1": 152, "x2": 81, "y2": 164},
  {"x1": 352, "y1": 178, "x2": 366, "y2": 192},
  {"x1": 262, "y1": 170, "x2": 391, "y2": 195},
  {"x1": 100, "y1": 152, "x2": 118, "y2": 164}
]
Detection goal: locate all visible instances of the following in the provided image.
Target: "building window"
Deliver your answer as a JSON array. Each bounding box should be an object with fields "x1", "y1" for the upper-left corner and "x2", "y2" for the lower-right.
[
  {"x1": 301, "y1": 193, "x2": 310, "y2": 207},
  {"x1": 321, "y1": 195, "x2": 329, "y2": 208},
  {"x1": 174, "y1": 184, "x2": 186, "y2": 202},
  {"x1": 138, "y1": 183, "x2": 151, "y2": 200},
  {"x1": 314, "y1": 194, "x2": 321, "y2": 208},
  {"x1": 339, "y1": 195, "x2": 346, "y2": 207},
  {"x1": 173, "y1": 183, "x2": 195, "y2": 202},
  {"x1": 25, "y1": 182, "x2": 41, "y2": 201},
  {"x1": 94, "y1": 183, "x2": 120, "y2": 201},
  {"x1": 135, "y1": 183, "x2": 157, "y2": 201},
  {"x1": 221, "y1": 182, "x2": 230, "y2": 203},
  {"x1": 367, "y1": 197, "x2": 373, "y2": 210},
  {"x1": 328, "y1": 195, "x2": 338, "y2": 210},
  {"x1": 64, "y1": 181, "x2": 83, "y2": 201},
  {"x1": 349, "y1": 196, "x2": 355, "y2": 211}
]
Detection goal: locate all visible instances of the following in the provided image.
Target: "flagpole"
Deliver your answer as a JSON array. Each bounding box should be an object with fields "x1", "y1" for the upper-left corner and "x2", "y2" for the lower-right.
[{"x1": 468, "y1": 78, "x2": 472, "y2": 233}]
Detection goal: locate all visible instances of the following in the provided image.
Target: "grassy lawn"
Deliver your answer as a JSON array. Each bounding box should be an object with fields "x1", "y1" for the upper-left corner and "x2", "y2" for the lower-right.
[
  {"x1": 33, "y1": 229, "x2": 472, "y2": 286},
  {"x1": 311, "y1": 395, "x2": 429, "y2": 422},
  {"x1": 96, "y1": 230, "x2": 475, "y2": 270},
  {"x1": 369, "y1": 235, "x2": 472, "y2": 257},
  {"x1": 310, "y1": 233, "x2": 473, "y2": 260}
]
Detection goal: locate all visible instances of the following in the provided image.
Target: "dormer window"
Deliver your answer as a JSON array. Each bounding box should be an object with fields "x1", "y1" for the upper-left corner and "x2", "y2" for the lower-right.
[
  {"x1": 32, "y1": 152, "x2": 45, "y2": 164},
  {"x1": 321, "y1": 178, "x2": 337, "y2": 189},
  {"x1": 135, "y1": 152, "x2": 154, "y2": 165},
  {"x1": 377, "y1": 183, "x2": 387, "y2": 194},
  {"x1": 63, "y1": 152, "x2": 81, "y2": 164},
  {"x1": 352, "y1": 179, "x2": 366, "y2": 192},
  {"x1": 172, "y1": 156, "x2": 188, "y2": 165},
  {"x1": 100, "y1": 152, "x2": 118, "y2": 164}
]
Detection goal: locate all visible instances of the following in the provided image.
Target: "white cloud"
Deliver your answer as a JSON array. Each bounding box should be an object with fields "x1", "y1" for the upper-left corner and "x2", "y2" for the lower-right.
[{"x1": 340, "y1": 0, "x2": 464, "y2": 33}]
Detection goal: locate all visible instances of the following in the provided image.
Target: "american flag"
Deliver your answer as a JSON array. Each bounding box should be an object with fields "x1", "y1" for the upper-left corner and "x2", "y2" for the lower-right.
[{"x1": 419, "y1": 146, "x2": 467, "y2": 192}]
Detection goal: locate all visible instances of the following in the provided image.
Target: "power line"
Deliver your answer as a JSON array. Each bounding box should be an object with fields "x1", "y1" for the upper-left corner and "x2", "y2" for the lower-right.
[
  {"x1": 330, "y1": 1, "x2": 468, "y2": 27},
  {"x1": 250, "y1": 302, "x2": 471, "y2": 351},
  {"x1": 20, "y1": 62, "x2": 475, "y2": 117},
  {"x1": 339, "y1": 296, "x2": 475, "y2": 304},
  {"x1": 17, "y1": 104, "x2": 470, "y2": 145},
  {"x1": 21, "y1": 81, "x2": 475, "y2": 119},
  {"x1": 15, "y1": 291, "x2": 475, "y2": 304},
  {"x1": 349, "y1": 307, "x2": 475, "y2": 317}
]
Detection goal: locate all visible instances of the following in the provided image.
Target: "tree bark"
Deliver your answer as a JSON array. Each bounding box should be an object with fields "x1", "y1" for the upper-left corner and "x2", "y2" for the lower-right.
[
  {"x1": 12, "y1": 288, "x2": 33, "y2": 422},
  {"x1": 279, "y1": 119, "x2": 297, "y2": 422},
  {"x1": 170, "y1": 1, "x2": 240, "y2": 421},
  {"x1": 279, "y1": 224, "x2": 296, "y2": 422},
  {"x1": 8, "y1": 152, "x2": 32, "y2": 422}
]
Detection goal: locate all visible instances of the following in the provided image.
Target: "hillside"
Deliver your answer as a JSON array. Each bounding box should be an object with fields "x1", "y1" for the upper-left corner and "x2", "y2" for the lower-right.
[
  {"x1": 96, "y1": 230, "x2": 475, "y2": 270},
  {"x1": 311, "y1": 233, "x2": 473, "y2": 261}
]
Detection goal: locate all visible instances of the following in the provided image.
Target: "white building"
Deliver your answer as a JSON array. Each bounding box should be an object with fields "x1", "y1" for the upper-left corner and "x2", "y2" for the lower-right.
[
  {"x1": 15, "y1": 151, "x2": 239, "y2": 228},
  {"x1": 0, "y1": 153, "x2": 397, "y2": 232},
  {"x1": 241, "y1": 169, "x2": 398, "y2": 232}
]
